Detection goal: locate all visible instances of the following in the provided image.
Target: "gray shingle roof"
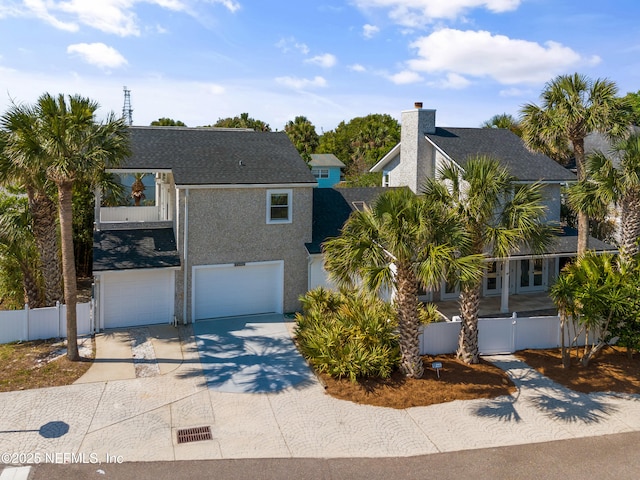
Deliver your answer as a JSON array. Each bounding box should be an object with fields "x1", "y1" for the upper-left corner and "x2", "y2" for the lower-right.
[
  {"x1": 93, "y1": 227, "x2": 181, "y2": 271},
  {"x1": 309, "y1": 154, "x2": 346, "y2": 168},
  {"x1": 305, "y1": 187, "x2": 391, "y2": 254},
  {"x1": 426, "y1": 128, "x2": 576, "y2": 182},
  {"x1": 119, "y1": 127, "x2": 317, "y2": 186}
]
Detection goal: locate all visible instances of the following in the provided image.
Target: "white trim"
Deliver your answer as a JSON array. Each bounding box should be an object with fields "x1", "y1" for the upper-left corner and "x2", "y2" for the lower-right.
[
  {"x1": 175, "y1": 182, "x2": 315, "y2": 189},
  {"x1": 266, "y1": 188, "x2": 293, "y2": 224},
  {"x1": 370, "y1": 143, "x2": 400, "y2": 172}
]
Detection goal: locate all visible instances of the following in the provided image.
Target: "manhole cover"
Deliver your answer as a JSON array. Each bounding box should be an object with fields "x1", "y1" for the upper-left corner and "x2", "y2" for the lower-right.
[{"x1": 176, "y1": 426, "x2": 212, "y2": 444}]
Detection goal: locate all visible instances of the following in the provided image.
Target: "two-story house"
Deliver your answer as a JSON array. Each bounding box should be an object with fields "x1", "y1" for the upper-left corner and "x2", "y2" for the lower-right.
[
  {"x1": 367, "y1": 103, "x2": 615, "y2": 312},
  {"x1": 93, "y1": 126, "x2": 316, "y2": 329}
]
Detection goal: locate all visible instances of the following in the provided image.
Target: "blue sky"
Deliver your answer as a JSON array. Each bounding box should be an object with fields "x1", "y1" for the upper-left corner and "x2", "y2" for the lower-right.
[{"x1": 0, "y1": 1, "x2": 638, "y2": 132}]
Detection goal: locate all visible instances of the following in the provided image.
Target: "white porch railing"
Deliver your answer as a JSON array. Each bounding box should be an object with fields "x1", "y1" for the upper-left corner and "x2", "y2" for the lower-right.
[
  {"x1": 0, "y1": 301, "x2": 94, "y2": 344},
  {"x1": 419, "y1": 314, "x2": 589, "y2": 356},
  {"x1": 100, "y1": 206, "x2": 159, "y2": 222}
]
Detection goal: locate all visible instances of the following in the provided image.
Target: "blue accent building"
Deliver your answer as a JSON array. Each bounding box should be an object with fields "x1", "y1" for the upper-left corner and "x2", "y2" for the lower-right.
[{"x1": 308, "y1": 154, "x2": 345, "y2": 188}]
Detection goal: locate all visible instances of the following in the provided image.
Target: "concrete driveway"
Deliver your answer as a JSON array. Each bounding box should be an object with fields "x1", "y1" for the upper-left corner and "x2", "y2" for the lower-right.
[{"x1": 192, "y1": 313, "x2": 315, "y2": 393}]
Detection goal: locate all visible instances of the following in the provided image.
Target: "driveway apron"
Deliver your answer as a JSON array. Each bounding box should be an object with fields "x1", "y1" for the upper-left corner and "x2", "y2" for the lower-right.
[{"x1": 193, "y1": 313, "x2": 315, "y2": 393}]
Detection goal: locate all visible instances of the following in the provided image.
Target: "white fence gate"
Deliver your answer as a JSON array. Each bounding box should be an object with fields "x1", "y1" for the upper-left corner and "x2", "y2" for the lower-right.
[
  {"x1": 419, "y1": 314, "x2": 589, "y2": 356},
  {"x1": 0, "y1": 301, "x2": 94, "y2": 344}
]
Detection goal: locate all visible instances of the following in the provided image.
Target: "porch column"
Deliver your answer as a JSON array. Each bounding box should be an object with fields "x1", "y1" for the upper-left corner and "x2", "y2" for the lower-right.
[
  {"x1": 500, "y1": 259, "x2": 510, "y2": 313},
  {"x1": 94, "y1": 187, "x2": 101, "y2": 231}
]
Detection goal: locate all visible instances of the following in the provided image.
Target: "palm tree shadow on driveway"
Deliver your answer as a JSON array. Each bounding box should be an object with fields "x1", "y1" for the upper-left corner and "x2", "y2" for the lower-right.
[{"x1": 192, "y1": 314, "x2": 316, "y2": 393}]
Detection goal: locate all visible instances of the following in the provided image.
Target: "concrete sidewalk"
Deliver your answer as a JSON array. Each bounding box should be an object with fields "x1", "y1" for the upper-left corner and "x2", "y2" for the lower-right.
[{"x1": 0, "y1": 323, "x2": 639, "y2": 464}]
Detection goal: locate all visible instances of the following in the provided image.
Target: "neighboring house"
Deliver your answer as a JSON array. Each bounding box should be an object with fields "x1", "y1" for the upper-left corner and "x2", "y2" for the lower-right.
[
  {"x1": 367, "y1": 102, "x2": 616, "y2": 312},
  {"x1": 93, "y1": 126, "x2": 316, "y2": 329},
  {"x1": 308, "y1": 154, "x2": 345, "y2": 188}
]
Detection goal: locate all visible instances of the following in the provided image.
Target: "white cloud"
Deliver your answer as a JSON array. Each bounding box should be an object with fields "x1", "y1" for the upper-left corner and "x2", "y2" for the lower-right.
[
  {"x1": 363, "y1": 24, "x2": 380, "y2": 39},
  {"x1": 431, "y1": 72, "x2": 471, "y2": 89},
  {"x1": 388, "y1": 70, "x2": 423, "y2": 84},
  {"x1": 305, "y1": 53, "x2": 337, "y2": 68},
  {"x1": 499, "y1": 87, "x2": 530, "y2": 97},
  {"x1": 276, "y1": 37, "x2": 310, "y2": 55},
  {"x1": 408, "y1": 29, "x2": 593, "y2": 85},
  {"x1": 15, "y1": 0, "x2": 239, "y2": 37},
  {"x1": 353, "y1": 0, "x2": 521, "y2": 27},
  {"x1": 275, "y1": 76, "x2": 328, "y2": 90},
  {"x1": 67, "y1": 43, "x2": 128, "y2": 69},
  {"x1": 349, "y1": 64, "x2": 367, "y2": 72}
]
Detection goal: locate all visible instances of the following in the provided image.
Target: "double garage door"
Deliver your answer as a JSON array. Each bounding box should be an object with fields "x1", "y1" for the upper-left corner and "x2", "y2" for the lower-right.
[
  {"x1": 100, "y1": 270, "x2": 175, "y2": 329},
  {"x1": 193, "y1": 261, "x2": 284, "y2": 320}
]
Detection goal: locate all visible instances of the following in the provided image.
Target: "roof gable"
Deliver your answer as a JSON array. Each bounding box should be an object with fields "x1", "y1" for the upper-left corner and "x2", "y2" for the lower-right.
[{"x1": 119, "y1": 127, "x2": 316, "y2": 186}]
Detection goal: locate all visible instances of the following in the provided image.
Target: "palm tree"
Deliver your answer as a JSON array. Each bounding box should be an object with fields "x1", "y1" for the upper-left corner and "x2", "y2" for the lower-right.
[
  {"x1": 570, "y1": 133, "x2": 640, "y2": 265},
  {"x1": 422, "y1": 156, "x2": 554, "y2": 364},
  {"x1": 20, "y1": 93, "x2": 130, "y2": 360},
  {"x1": 481, "y1": 113, "x2": 522, "y2": 137},
  {"x1": 131, "y1": 173, "x2": 146, "y2": 206},
  {"x1": 0, "y1": 193, "x2": 43, "y2": 308},
  {"x1": 322, "y1": 188, "x2": 482, "y2": 378},
  {"x1": 0, "y1": 102, "x2": 64, "y2": 306},
  {"x1": 284, "y1": 116, "x2": 319, "y2": 161},
  {"x1": 520, "y1": 73, "x2": 630, "y2": 254}
]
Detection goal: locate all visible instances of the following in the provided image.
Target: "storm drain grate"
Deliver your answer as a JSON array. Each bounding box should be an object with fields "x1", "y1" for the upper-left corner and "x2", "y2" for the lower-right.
[{"x1": 176, "y1": 426, "x2": 213, "y2": 444}]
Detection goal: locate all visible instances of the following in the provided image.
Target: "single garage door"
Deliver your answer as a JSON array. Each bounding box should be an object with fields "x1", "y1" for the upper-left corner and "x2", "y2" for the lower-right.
[
  {"x1": 193, "y1": 261, "x2": 283, "y2": 320},
  {"x1": 101, "y1": 270, "x2": 175, "y2": 328}
]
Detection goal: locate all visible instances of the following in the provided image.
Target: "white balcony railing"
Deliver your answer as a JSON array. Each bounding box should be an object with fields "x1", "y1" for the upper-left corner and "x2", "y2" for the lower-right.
[{"x1": 100, "y1": 206, "x2": 160, "y2": 223}]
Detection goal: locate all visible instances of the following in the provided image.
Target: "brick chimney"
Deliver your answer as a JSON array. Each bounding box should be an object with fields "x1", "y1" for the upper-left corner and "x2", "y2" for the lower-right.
[{"x1": 399, "y1": 102, "x2": 436, "y2": 192}]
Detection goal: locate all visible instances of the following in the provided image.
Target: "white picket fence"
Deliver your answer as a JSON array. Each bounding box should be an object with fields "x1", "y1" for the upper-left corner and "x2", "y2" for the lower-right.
[
  {"x1": 420, "y1": 313, "x2": 589, "y2": 356},
  {"x1": 0, "y1": 301, "x2": 94, "y2": 344}
]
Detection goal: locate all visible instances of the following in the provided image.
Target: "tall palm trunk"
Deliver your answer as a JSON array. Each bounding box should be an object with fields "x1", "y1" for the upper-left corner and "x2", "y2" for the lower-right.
[
  {"x1": 395, "y1": 262, "x2": 424, "y2": 378},
  {"x1": 18, "y1": 258, "x2": 42, "y2": 308},
  {"x1": 573, "y1": 139, "x2": 589, "y2": 254},
  {"x1": 57, "y1": 180, "x2": 79, "y2": 361},
  {"x1": 457, "y1": 282, "x2": 481, "y2": 364},
  {"x1": 26, "y1": 186, "x2": 63, "y2": 306},
  {"x1": 619, "y1": 192, "x2": 640, "y2": 264}
]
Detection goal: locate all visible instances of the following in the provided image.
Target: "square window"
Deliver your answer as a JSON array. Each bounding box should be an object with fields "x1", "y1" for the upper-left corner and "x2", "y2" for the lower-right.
[{"x1": 267, "y1": 190, "x2": 292, "y2": 224}]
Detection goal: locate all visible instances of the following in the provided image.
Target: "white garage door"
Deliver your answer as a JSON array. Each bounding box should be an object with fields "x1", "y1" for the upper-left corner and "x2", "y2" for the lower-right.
[
  {"x1": 193, "y1": 261, "x2": 283, "y2": 320},
  {"x1": 101, "y1": 270, "x2": 174, "y2": 328}
]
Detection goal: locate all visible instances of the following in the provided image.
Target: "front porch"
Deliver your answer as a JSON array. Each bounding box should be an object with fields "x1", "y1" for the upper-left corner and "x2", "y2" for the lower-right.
[{"x1": 434, "y1": 291, "x2": 557, "y2": 320}]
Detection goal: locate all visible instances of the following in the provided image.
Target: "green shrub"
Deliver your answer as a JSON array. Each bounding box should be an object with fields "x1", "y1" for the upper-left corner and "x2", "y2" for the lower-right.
[{"x1": 295, "y1": 287, "x2": 399, "y2": 381}]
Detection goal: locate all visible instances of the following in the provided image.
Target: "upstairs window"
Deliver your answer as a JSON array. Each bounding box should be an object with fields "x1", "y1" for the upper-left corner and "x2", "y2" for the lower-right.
[
  {"x1": 267, "y1": 189, "x2": 292, "y2": 224},
  {"x1": 312, "y1": 168, "x2": 329, "y2": 179}
]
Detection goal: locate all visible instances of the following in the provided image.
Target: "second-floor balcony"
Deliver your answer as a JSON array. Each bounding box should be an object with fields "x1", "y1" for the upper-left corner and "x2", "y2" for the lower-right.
[{"x1": 99, "y1": 205, "x2": 168, "y2": 223}]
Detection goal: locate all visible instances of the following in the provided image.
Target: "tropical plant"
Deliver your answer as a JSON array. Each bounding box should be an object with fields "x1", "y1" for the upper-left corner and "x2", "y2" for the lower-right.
[
  {"x1": 13, "y1": 93, "x2": 130, "y2": 360},
  {"x1": 322, "y1": 188, "x2": 482, "y2": 377},
  {"x1": 550, "y1": 253, "x2": 632, "y2": 367},
  {"x1": 295, "y1": 288, "x2": 399, "y2": 381},
  {"x1": 481, "y1": 113, "x2": 522, "y2": 137},
  {"x1": 131, "y1": 173, "x2": 146, "y2": 206},
  {"x1": 212, "y1": 112, "x2": 271, "y2": 131},
  {"x1": 150, "y1": 117, "x2": 186, "y2": 127},
  {"x1": 284, "y1": 116, "x2": 319, "y2": 160},
  {"x1": 422, "y1": 156, "x2": 554, "y2": 364},
  {"x1": 317, "y1": 113, "x2": 400, "y2": 177},
  {"x1": 520, "y1": 73, "x2": 631, "y2": 254},
  {"x1": 569, "y1": 132, "x2": 640, "y2": 265},
  {"x1": 0, "y1": 193, "x2": 43, "y2": 308},
  {"x1": 0, "y1": 103, "x2": 64, "y2": 306}
]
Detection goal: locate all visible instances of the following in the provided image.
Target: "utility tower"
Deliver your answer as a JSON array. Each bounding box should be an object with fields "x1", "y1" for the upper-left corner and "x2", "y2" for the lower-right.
[{"x1": 122, "y1": 86, "x2": 133, "y2": 126}]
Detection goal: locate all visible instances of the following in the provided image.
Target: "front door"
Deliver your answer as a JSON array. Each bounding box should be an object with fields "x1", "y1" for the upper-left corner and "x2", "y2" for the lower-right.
[
  {"x1": 517, "y1": 258, "x2": 547, "y2": 293},
  {"x1": 483, "y1": 261, "x2": 502, "y2": 296}
]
